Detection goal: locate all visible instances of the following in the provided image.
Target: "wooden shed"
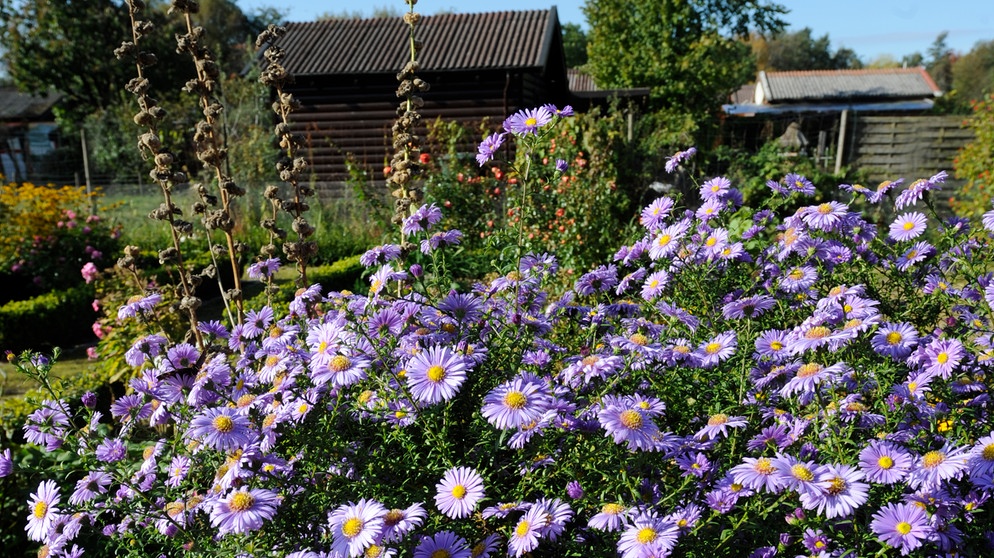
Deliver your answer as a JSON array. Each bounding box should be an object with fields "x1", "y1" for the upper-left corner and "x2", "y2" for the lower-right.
[{"x1": 270, "y1": 8, "x2": 571, "y2": 189}]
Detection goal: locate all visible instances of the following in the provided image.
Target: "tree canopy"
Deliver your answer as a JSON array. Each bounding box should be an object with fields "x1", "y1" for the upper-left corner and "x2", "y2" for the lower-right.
[
  {"x1": 749, "y1": 27, "x2": 862, "y2": 72},
  {"x1": 583, "y1": 0, "x2": 786, "y2": 123}
]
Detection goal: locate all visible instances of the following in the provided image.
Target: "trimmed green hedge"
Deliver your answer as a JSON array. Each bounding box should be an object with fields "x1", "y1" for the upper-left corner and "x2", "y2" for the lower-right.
[
  {"x1": 244, "y1": 255, "x2": 366, "y2": 310},
  {"x1": 0, "y1": 283, "x2": 96, "y2": 353}
]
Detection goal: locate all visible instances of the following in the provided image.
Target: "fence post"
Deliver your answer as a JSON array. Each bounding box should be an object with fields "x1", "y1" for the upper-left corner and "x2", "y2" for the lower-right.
[
  {"x1": 80, "y1": 128, "x2": 95, "y2": 215},
  {"x1": 834, "y1": 109, "x2": 848, "y2": 175}
]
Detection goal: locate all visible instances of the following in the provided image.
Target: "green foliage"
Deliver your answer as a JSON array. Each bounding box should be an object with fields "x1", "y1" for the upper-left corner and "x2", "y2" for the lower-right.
[
  {"x1": 583, "y1": 0, "x2": 786, "y2": 126},
  {"x1": 951, "y1": 93, "x2": 994, "y2": 218},
  {"x1": 750, "y1": 27, "x2": 862, "y2": 72},
  {"x1": 561, "y1": 22, "x2": 588, "y2": 68},
  {"x1": 242, "y1": 255, "x2": 366, "y2": 312},
  {"x1": 0, "y1": 284, "x2": 96, "y2": 352}
]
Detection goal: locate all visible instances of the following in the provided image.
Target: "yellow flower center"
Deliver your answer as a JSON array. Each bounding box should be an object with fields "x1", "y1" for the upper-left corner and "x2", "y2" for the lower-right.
[
  {"x1": 629, "y1": 333, "x2": 649, "y2": 346},
  {"x1": 383, "y1": 509, "x2": 403, "y2": 526},
  {"x1": 705, "y1": 342, "x2": 721, "y2": 355},
  {"x1": 936, "y1": 352, "x2": 948, "y2": 364},
  {"x1": 707, "y1": 414, "x2": 728, "y2": 426},
  {"x1": 602, "y1": 503, "x2": 625, "y2": 515},
  {"x1": 906, "y1": 249, "x2": 918, "y2": 259},
  {"x1": 896, "y1": 521, "x2": 912, "y2": 535},
  {"x1": 212, "y1": 415, "x2": 234, "y2": 433},
  {"x1": 827, "y1": 476, "x2": 847, "y2": 495},
  {"x1": 503, "y1": 391, "x2": 527, "y2": 410},
  {"x1": 426, "y1": 365, "x2": 446, "y2": 382},
  {"x1": 755, "y1": 458, "x2": 775, "y2": 475},
  {"x1": 165, "y1": 501, "x2": 184, "y2": 517},
  {"x1": 982, "y1": 444, "x2": 994, "y2": 461},
  {"x1": 805, "y1": 326, "x2": 830, "y2": 339},
  {"x1": 524, "y1": 117, "x2": 537, "y2": 127},
  {"x1": 673, "y1": 344, "x2": 690, "y2": 354},
  {"x1": 789, "y1": 268, "x2": 804, "y2": 281},
  {"x1": 394, "y1": 410, "x2": 407, "y2": 419},
  {"x1": 515, "y1": 520, "x2": 531, "y2": 537},
  {"x1": 431, "y1": 550, "x2": 451, "y2": 558},
  {"x1": 619, "y1": 410, "x2": 643, "y2": 429},
  {"x1": 706, "y1": 236, "x2": 718, "y2": 247},
  {"x1": 657, "y1": 234, "x2": 672, "y2": 247},
  {"x1": 797, "y1": 363, "x2": 822, "y2": 378},
  {"x1": 329, "y1": 355, "x2": 351, "y2": 372},
  {"x1": 886, "y1": 332, "x2": 903, "y2": 345},
  {"x1": 342, "y1": 517, "x2": 364, "y2": 538},
  {"x1": 582, "y1": 355, "x2": 600, "y2": 366},
  {"x1": 922, "y1": 450, "x2": 945, "y2": 469},
  {"x1": 229, "y1": 491, "x2": 254, "y2": 512},
  {"x1": 636, "y1": 527, "x2": 657, "y2": 544},
  {"x1": 791, "y1": 464, "x2": 814, "y2": 482},
  {"x1": 366, "y1": 545, "x2": 384, "y2": 558},
  {"x1": 143, "y1": 446, "x2": 157, "y2": 460},
  {"x1": 451, "y1": 484, "x2": 467, "y2": 500},
  {"x1": 33, "y1": 501, "x2": 48, "y2": 519},
  {"x1": 769, "y1": 341, "x2": 783, "y2": 351},
  {"x1": 817, "y1": 203, "x2": 833, "y2": 214},
  {"x1": 903, "y1": 221, "x2": 915, "y2": 231}
]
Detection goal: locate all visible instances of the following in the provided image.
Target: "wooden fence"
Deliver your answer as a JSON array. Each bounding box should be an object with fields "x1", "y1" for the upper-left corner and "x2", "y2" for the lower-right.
[{"x1": 849, "y1": 115, "x2": 974, "y2": 183}]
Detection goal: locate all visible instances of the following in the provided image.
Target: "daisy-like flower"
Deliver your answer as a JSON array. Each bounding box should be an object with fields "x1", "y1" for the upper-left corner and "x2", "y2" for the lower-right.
[
  {"x1": 697, "y1": 331, "x2": 737, "y2": 368},
  {"x1": 968, "y1": 433, "x2": 994, "y2": 480},
  {"x1": 328, "y1": 499, "x2": 387, "y2": 558},
  {"x1": 695, "y1": 413, "x2": 747, "y2": 440},
  {"x1": 772, "y1": 454, "x2": 826, "y2": 497},
  {"x1": 870, "y1": 322, "x2": 919, "y2": 360},
  {"x1": 858, "y1": 440, "x2": 913, "y2": 484},
  {"x1": 186, "y1": 407, "x2": 255, "y2": 451},
  {"x1": 923, "y1": 337, "x2": 965, "y2": 379},
  {"x1": 360, "y1": 244, "x2": 402, "y2": 267},
  {"x1": 664, "y1": 146, "x2": 696, "y2": 173},
  {"x1": 505, "y1": 106, "x2": 553, "y2": 135},
  {"x1": 588, "y1": 503, "x2": 629, "y2": 531},
  {"x1": 895, "y1": 241, "x2": 933, "y2": 271},
  {"x1": 906, "y1": 443, "x2": 969, "y2": 491},
  {"x1": 648, "y1": 222, "x2": 688, "y2": 260},
  {"x1": 802, "y1": 201, "x2": 849, "y2": 231},
  {"x1": 481, "y1": 373, "x2": 550, "y2": 430},
  {"x1": 381, "y1": 503, "x2": 426, "y2": 543},
  {"x1": 311, "y1": 352, "x2": 371, "y2": 388},
  {"x1": 870, "y1": 502, "x2": 933, "y2": 555},
  {"x1": 117, "y1": 292, "x2": 162, "y2": 320},
  {"x1": 246, "y1": 257, "x2": 281, "y2": 280},
  {"x1": 402, "y1": 203, "x2": 444, "y2": 236},
  {"x1": 469, "y1": 534, "x2": 502, "y2": 558},
  {"x1": 434, "y1": 466, "x2": 485, "y2": 519},
  {"x1": 508, "y1": 505, "x2": 546, "y2": 557},
  {"x1": 25, "y1": 479, "x2": 60, "y2": 542},
  {"x1": 780, "y1": 362, "x2": 841, "y2": 397},
  {"x1": 476, "y1": 132, "x2": 506, "y2": 166},
  {"x1": 0, "y1": 448, "x2": 12, "y2": 477},
  {"x1": 599, "y1": 400, "x2": 662, "y2": 451},
  {"x1": 640, "y1": 197, "x2": 675, "y2": 231},
  {"x1": 69, "y1": 471, "x2": 112, "y2": 505},
  {"x1": 800, "y1": 463, "x2": 868, "y2": 519},
  {"x1": 405, "y1": 345, "x2": 467, "y2": 404},
  {"x1": 779, "y1": 265, "x2": 818, "y2": 293},
  {"x1": 640, "y1": 270, "x2": 670, "y2": 301},
  {"x1": 210, "y1": 487, "x2": 281, "y2": 536},
  {"x1": 617, "y1": 513, "x2": 680, "y2": 558},
  {"x1": 784, "y1": 173, "x2": 816, "y2": 196},
  {"x1": 723, "y1": 295, "x2": 775, "y2": 320},
  {"x1": 700, "y1": 176, "x2": 731, "y2": 200},
  {"x1": 754, "y1": 329, "x2": 790, "y2": 362},
  {"x1": 414, "y1": 530, "x2": 471, "y2": 558},
  {"x1": 888, "y1": 212, "x2": 927, "y2": 241}
]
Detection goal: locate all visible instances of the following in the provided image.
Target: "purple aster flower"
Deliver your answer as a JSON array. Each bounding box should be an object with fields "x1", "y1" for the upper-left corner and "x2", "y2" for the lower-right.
[
  {"x1": 566, "y1": 480, "x2": 584, "y2": 499},
  {"x1": 402, "y1": 203, "x2": 443, "y2": 236},
  {"x1": 746, "y1": 424, "x2": 792, "y2": 451},
  {"x1": 895, "y1": 171, "x2": 946, "y2": 210},
  {"x1": 69, "y1": 471, "x2": 112, "y2": 505},
  {"x1": 784, "y1": 173, "x2": 816, "y2": 196},
  {"x1": 617, "y1": 513, "x2": 679, "y2": 558},
  {"x1": 800, "y1": 463, "x2": 868, "y2": 519},
  {"x1": 722, "y1": 294, "x2": 775, "y2": 319},
  {"x1": 598, "y1": 399, "x2": 661, "y2": 451},
  {"x1": 95, "y1": 438, "x2": 127, "y2": 463},
  {"x1": 870, "y1": 502, "x2": 933, "y2": 555},
  {"x1": 246, "y1": 257, "x2": 281, "y2": 280},
  {"x1": 25, "y1": 479, "x2": 60, "y2": 542},
  {"x1": 210, "y1": 487, "x2": 281, "y2": 535},
  {"x1": 508, "y1": 505, "x2": 545, "y2": 557},
  {"x1": 754, "y1": 329, "x2": 790, "y2": 362},
  {"x1": 476, "y1": 132, "x2": 506, "y2": 166},
  {"x1": 888, "y1": 212, "x2": 928, "y2": 241},
  {"x1": 802, "y1": 528, "x2": 831, "y2": 554},
  {"x1": 360, "y1": 244, "x2": 402, "y2": 267},
  {"x1": 420, "y1": 229, "x2": 463, "y2": 254},
  {"x1": 894, "y1": 241, "x2": 933, "y2": 271},
  {"x1": 923, "y1": 337, "x2": 965, "y2": 379},
  {"x1": 727, "y1": 463, "x2": 776, "y2": 501},
  {"x1": 555, "y1": 158, "x2": 568, "y2": 172},
  {"x1": 640, "y1": 197, "x2": 675, "y2": 231},
  {"x1": 639, "y1": 270, "x2": 670, "y2": 301},
  {"x1": 434, "y1": 466, "x2": 485, "y2": 519},
  {"x1": 505, "y1": 105, "x2": 553, "y2": 135},
  {"x1": 405, "y1": 345, "x2": 468, "y2": 405},
  {"x1": 968, "y1": 433, "x2": 994, "y2": 480},
  {"x1": 648, "y1": 221, "x2": 688, "y2": 259},
  {"x1": 0, "y1": 448, "x2": 12, "y2": 477},
  {"x1": 697, "y1": 331, "x2": 737, "y2": 368},
  {"x1": 311, "y1": 352, "x2": 371, "y2": 388},
  {"x1": 481, "y1": 373, "x2": 550, "y2": 430},
  {"x1": 870, "y1": 322, "x2": 919, "y2": 360},
  {"x1": 677, "y1": 452, "x2": 712, "y2": 477},
  {"x1": 906, "y1": 443, "x2": 969, "y2": 491},
  {"x1": 110, "y1": 393, "x2": 152, "y2": 424},
  {"x1": 381, "y1": 503, "x2": 426, "y2": 543},
  {"x1": 167, "y1": 455, "x2": 191, "y2": 488},
  {"x1": 772, "y1": 454, "x2": 827, "y2": 497},
  {"x1": 588, "y1": 503, "x2": 629, "y2": 531},
  {"x1": 664, "y1": 146, "x2": 696, "y2": 173},
  {"x1": 328, "y1": 499, "x2": 387, "y2": 558},
  {"x1": 700, "y1": 176, "x2": 731, "y2": 200},
  {"x1": 802, "y1": 201, "x2": 849, "y2": 231},
  {"x1": 695, "y1": 413, "x2": 747, "y2": 440},
  {"x1": 542, "y1": 103, "x2": 574, "y2": 117},
  {"x1": 117, "y1": 292, "x2": 162, "y2": 320},
  {"x1": 414, "y1": 531, "x2": 470, "y2": 558},
  {"x1": 779, "y1": 265, "x2": 818, "y2": 293},
  {"x1": 187, "y1": 407, "x2": 255, "y2": 451},
  {"x1": 780, "y1": 362, "x2": 841, "y2": 397},
  {"x1": 696, "y1": 197, "x2": 724, "y2": 221}
]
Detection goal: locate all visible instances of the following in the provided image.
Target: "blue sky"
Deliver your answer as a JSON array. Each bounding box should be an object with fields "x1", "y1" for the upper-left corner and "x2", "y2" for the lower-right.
[{"x1": 236, "y1": 0, "x2": 992, "y2": 62}]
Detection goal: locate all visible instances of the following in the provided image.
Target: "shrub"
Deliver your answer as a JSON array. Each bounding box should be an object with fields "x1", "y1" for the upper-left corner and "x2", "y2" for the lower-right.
[
  {"x1": 952, "y1": 93, "x2": 994, "y2": 219},
  {"x1": 0, "y1": 284, "x2": 96, "y2": 353}
]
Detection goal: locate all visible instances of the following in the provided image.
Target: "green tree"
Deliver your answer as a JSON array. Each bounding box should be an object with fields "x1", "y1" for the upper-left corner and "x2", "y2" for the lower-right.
[
  {"x1": 583, "y1": 0, "x2": 786, "y2": 125},
  {"x1": 926, "y1": 32, "x2": 955, "y2": 92},
  {"x1": 562, "y1": 22, "x2": 588, "y2": 68},
  {"x1": 951, "y1": 93, "x2": 994, "y2": 218},
  {"x1": 751, "y1": 27, "x2": 862, "y2": 72},
  {"x1": 951, "y1": 40, "x2": 994, "y2": 107}
]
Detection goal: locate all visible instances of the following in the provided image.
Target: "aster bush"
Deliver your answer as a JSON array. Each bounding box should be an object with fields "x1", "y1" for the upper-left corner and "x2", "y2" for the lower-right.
[{"x1": 7, "y1": 3, "x2": 994, "y2": 558}]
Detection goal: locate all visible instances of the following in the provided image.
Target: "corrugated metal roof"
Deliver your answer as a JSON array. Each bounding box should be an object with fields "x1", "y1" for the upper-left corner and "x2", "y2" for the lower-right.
[
  {"x1": 0, "y1": 88, "x2": 61, "y2": 120},
  {"x1": 276, "y1": 9, "x2": 557, "y2": 76},
  {"x1": 759, "y1": 68, "x2": 941, "y2": 103}
]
